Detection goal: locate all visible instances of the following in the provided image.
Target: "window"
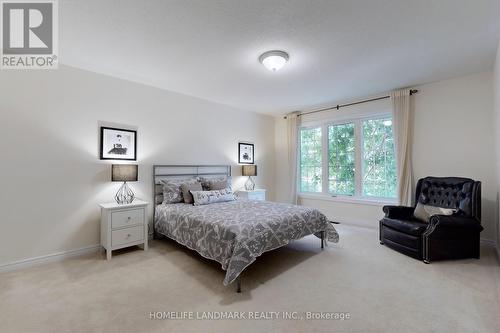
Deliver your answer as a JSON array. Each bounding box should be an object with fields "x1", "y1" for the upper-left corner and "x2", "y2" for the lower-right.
[
  {"x1": 299, "y1": 127, "x2": 322, "y2": 192},
  {"x1": 299, "y1": 115, "x2": 397, "y2": 200},
  {"x1": 362, "y1": 118, "x2": 397, "y2": 198},
  {"x1": 328, "y1": 123, "x2": 355, "y2": 196}
]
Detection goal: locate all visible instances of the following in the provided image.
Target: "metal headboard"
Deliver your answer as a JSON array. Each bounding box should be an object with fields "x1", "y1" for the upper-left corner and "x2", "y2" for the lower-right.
[{"x1": 153, "y1": 163, "x2": 232, "y2": 204}]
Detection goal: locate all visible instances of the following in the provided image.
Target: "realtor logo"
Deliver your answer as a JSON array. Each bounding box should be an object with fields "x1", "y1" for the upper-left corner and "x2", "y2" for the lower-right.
[{"x1": 1, "y1": 0, "x2": 58, "y2": 69}]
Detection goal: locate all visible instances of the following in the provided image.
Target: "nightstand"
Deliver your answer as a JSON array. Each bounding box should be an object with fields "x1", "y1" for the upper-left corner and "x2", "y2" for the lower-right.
[
  {"x1": 235, "y1": 189, "x2": 266, "y2": 201},
  {"x1": 99, "y1": 200, "x2": 149, "y2": 260}
]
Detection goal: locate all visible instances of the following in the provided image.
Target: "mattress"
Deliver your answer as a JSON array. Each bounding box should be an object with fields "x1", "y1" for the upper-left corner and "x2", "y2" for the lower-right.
[{"x1": 154, "y1": 200, "x2": 339, "y2": 285}]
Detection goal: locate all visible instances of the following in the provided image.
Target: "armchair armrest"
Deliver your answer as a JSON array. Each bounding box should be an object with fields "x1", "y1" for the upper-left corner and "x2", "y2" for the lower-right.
[
  {"x1": 429, "y1": 215, "x2": 483, "y2": 231},
  {"x1": 382, "y1": 205, "x2": 415, "y2": 219}
]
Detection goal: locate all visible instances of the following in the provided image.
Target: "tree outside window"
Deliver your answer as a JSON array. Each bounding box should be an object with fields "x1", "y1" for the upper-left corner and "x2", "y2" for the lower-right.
[{"x1": 299, "y1": 116, "x2": 396, "y2": 199}]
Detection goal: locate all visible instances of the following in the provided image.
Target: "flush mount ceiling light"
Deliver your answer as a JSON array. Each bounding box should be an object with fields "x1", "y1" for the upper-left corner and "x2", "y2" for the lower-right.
[{"x1": 259, "y1": 50, "x2": 289, "y2": 72}]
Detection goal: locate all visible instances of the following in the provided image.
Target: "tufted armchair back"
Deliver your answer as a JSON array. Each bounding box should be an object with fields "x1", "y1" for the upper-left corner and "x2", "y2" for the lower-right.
[{"x1": 415, "y1": 177, "x2": 481, "y2": 220}]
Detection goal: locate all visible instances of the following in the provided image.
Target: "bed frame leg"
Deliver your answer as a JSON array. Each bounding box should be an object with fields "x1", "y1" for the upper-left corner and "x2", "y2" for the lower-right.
[
  {"x1": 236, "y1": 277, "x2": 241, "y2": 293},
  {"x1": 321, "y1": 231, "x2": 325, "y2": 249}
]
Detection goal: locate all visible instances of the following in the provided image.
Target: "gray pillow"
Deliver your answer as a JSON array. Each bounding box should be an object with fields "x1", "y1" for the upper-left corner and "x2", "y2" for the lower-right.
[
  {"x1": 413, "y1": 202, "x2": 456, "y2": 223},
  {"x1": 209, "y1": 179, "x2": 230, "y2": 190},
  {"x1": 161, "y1": 178, "x2": 198, "y2": 204},
  {"x1": 181, "y1": 182, "x2": 203, "y2": 204},
  {"x1": 155, "y1": 184, "x2": 164, "y2": 205},
  {"x1": 199, "y1": 177, "x2": 231, "y2": 190}
]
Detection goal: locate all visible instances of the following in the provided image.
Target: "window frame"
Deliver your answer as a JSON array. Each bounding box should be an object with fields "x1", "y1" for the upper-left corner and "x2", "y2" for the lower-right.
[
  {"x1": 325, "y1": 120, "x2": 356, "y2": 196},
  {"x1": 298, "y1": 124, "x2": 323, "y2": 194},
  {"x1": 298, "y1": 112, "x2": 397, "y2": 204},
  {"x1": 359, "y1": 114, "x2": 397, "y2": 201}
]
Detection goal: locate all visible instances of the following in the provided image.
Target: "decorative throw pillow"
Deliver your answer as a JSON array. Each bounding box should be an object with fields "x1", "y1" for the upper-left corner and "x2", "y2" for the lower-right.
[
  {"x1": 199, "y1": 177, "x2": 231, "y2": 191},
  {"x1": 413, "y1": 202, "x2": 456, "y2": 223},
  {"x1": 208, "y1": 179, "x2": 231, "y2": 191},
  {"x1": 181, "y1": 182, "x2": 203, "y2": 204},
  {"x1": 155, "y1": 183, "x2": 164, "y2": 205},
  {"x1": 161, "y1": 178, "x2": 198, "y2": 204},
  {"x1": 191, "y1": 188, "x2": 236, "y2": 206}
]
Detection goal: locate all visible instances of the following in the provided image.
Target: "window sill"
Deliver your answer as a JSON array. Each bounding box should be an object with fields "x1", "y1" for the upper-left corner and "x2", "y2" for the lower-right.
[{"x1": 298, "y1": 193, "x2": 397, "y2": 206}]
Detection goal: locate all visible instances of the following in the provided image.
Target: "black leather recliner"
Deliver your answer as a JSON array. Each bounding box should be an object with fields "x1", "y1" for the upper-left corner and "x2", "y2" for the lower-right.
[{"x1": 379, "y1": 177, "x2": 483, "y2": 263}]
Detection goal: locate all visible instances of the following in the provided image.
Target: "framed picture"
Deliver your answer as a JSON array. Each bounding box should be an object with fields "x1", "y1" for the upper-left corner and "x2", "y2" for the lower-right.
[
  {"x1": 238, "y1": 142, "x2": 254, "y2": 164},
  {"x1": 100, "y1": 127, "x2": 137, "y2": 160}
]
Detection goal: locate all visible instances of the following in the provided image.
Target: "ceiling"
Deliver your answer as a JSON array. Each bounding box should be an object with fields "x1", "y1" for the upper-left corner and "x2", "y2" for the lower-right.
[{"x1": 60, "y1": 0, "x2": 500, "y2": 115}]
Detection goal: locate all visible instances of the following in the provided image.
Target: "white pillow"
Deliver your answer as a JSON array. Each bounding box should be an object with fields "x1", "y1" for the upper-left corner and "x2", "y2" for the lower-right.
[
  {"x1": 191, "y1": 188, "x2": 236, "y2": 206},
  {"x1": 413, "y1": 202, "x2": 456, "y2": 223}
]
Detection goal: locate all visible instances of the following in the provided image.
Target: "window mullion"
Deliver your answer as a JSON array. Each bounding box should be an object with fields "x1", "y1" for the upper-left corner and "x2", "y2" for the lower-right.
[
  {"x1": 355, "y1": 120, "x2": 362, "y2": 197},
  {"x1": 322, "y1": 124, "x2": 329, "y2": 194}
]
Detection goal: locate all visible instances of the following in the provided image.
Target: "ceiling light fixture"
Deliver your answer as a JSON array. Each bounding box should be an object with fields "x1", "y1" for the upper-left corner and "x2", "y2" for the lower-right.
[{"x1": 259, "y1": 50, "x2": 289, "y2": 72}]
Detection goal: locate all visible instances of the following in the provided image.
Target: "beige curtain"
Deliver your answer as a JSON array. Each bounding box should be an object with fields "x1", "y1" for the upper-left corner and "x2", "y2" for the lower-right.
[
  {"x1": 391, "y1": 89, "x2": 413, "y2": 206},
  {"x1": 286, "y1": 112, "x2": 300, "y2": 204}
]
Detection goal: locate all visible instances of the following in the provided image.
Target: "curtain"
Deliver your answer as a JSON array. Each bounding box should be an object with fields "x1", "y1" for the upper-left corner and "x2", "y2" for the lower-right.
[
  {"x1": 286, "y1": 112, "x2": 299, "y2": 204},
  {"x1": 391, "y1": 89, "x2": 413, "y2": 206}
]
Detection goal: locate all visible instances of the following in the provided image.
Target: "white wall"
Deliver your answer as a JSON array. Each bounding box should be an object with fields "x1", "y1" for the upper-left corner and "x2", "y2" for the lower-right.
[
  {"x1": 276, "y1": 71, "x2": 497, "y2": 242},
  {"x1": 413, "y1": 71, "x2": 496, "y2": 242},
  {"x1": 0, "y1": 65, "x2": 276, "y2": 266}
]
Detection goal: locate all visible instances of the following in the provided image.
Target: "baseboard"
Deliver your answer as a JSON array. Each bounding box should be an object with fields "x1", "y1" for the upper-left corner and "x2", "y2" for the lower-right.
[
  {"x1": 495, "y1": 242, "x2": 500, "y2": 263},
  {"x1": 322, "y1": 216, "x2": 375, "y2": 229},
  {"x1": 480, "y1": 238, "x2": 496, "y2": 248},
  {"x1": 337, "y1": 221, "x2": 500, "y2": 256},
  {"x1": 338, "y1": 220, "x2": 498, "y2": 243},
  {"x1": 478, "y1": 239, "x2": 499, "y2": 264},
  {"x1": 0, "y1": 244, "x2": 101, "y2": 273}
]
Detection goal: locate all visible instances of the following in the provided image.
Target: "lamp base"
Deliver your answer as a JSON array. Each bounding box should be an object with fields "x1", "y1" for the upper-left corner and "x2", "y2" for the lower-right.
[
  {"x1": 115, "y1": 182, "x2": 135, "y2": 204},
  {"x1": 244, "y1": 177, "x2": 255, "y2": 191}
]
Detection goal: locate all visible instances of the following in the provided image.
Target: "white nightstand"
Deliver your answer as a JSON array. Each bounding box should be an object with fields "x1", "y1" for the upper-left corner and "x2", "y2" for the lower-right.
[
  {"x1": 235, "y1": 189, "x2": 266, "y2": 201},
  {"x1": 99, "y1": 200, "x2": 149, "y2": 260}
]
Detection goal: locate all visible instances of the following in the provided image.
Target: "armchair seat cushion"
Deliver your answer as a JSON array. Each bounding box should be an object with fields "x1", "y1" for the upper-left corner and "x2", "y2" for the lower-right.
[{"x1": 381, "y1": 217, "x2": 428, "y2": 236}]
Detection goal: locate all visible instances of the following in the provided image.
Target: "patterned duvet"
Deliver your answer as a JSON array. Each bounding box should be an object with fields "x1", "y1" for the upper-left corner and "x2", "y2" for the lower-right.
[{"x1": 154, "y1": 200, "x2": 339, "y2": 285}]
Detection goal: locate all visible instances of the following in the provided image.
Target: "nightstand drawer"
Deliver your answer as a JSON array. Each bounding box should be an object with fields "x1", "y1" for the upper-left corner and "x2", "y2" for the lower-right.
[
  {"x1": 112, "y1": 226, "x2": 144, "y2": 247},
  {"x1": 111, "y1": 209, "x2": 144, "y2": 229},
  {"x1": 236, "y1": 190, "x2": 266, "y2": 201},
  {"x1": 247, "y1": 192, "x2": 265, "y2": 200}
]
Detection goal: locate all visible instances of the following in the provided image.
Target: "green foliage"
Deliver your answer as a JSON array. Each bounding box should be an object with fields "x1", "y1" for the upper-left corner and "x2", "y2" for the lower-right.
[
  {"x1": 362, "y1": 118, "x2": 396, "y2": 198},
  {"x1": 299, "y1": 117, "x2": 397, "y2": 198},
  {"x1": 300, "y1": 127, "x2": 322, "y2": 192},
  {"x1": 328, "y1": 123, "x2": 355, "y2": 195}
]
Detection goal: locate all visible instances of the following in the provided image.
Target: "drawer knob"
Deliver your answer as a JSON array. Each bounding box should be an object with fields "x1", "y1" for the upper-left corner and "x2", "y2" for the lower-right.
[
  {"x1": 127, "y1": 234, "x2": 131, "y2": 238},
  {"x1": 127, "y1": 217, "x2": 131, "y2": 220}
]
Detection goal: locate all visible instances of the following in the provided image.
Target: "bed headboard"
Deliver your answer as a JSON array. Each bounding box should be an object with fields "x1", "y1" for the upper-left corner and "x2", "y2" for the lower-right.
[{"x1": 153, "y1": 164, "x2": 232, "y2": 206}]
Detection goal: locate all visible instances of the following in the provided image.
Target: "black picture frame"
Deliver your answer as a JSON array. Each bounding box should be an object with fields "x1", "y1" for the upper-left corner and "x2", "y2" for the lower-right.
[
  {"x1": 238, "y1": 142, "x2": 254, "y2": 164},
  {"x1": 100, "y1": 126, "x2": 137, "y2": 161}
]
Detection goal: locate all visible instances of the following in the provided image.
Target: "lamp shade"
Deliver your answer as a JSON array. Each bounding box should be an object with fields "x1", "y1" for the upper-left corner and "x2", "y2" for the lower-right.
[
  {"x1": 112, "y1": 164, "x2": 138, "y2": 182},
  {"x1": 242, "y1": 165, "x2": 257, "y2": 177}
]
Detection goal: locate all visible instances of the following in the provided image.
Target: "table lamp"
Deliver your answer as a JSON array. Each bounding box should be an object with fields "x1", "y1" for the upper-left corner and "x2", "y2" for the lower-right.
[
  {"x1": 112, "y1": 164, "x2": 138, "y2": 204},
  {"x1": 242, "y1": 165, "x2": 257, "y2": 191}
]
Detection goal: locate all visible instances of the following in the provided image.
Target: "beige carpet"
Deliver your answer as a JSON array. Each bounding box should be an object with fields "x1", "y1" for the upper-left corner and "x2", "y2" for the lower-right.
[{"x1": 1, "y1": 225, "x2": 499, "y2": 333}]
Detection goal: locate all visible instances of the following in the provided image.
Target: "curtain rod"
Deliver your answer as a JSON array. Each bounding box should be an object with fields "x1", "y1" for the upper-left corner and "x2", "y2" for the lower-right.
[{"x1": 283, "y1": 89, "x2": 418, "y2": 119}]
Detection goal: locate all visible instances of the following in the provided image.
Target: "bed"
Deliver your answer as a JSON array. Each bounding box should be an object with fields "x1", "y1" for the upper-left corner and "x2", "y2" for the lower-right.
[{"x1": 153, "y1": 165, "x2": 339, "y2": 292}]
